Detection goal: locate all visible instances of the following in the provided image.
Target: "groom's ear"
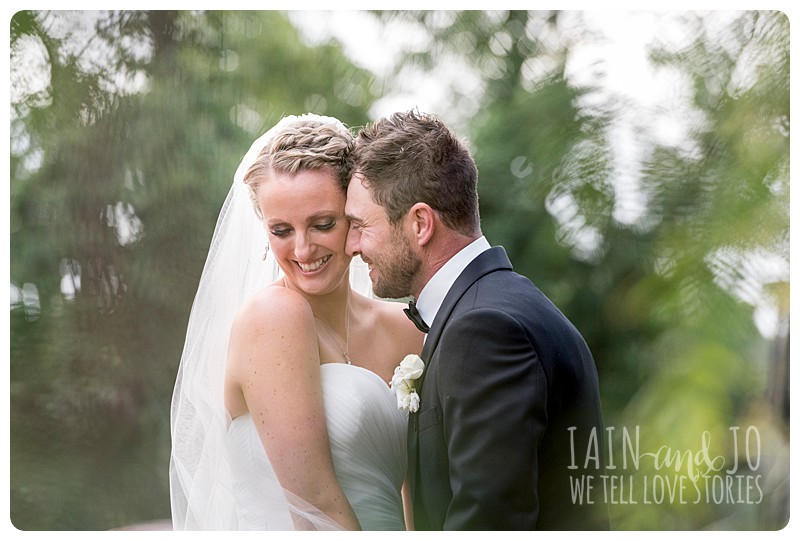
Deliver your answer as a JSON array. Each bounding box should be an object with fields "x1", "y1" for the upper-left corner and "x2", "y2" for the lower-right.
[{"x1": 407, "y1": 203, "x2": 436, "y2": 247}]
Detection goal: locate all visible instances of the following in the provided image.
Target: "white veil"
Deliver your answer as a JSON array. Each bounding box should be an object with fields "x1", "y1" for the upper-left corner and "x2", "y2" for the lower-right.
[{"x1": 169, "y1": 114, "x2": 372, "y2": 530}]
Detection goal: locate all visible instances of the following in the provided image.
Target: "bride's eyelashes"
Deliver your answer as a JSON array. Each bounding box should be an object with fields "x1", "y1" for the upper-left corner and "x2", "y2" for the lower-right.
[
  {"x1": 270, "y1": 228, "x2": 291, "y2": 237},
  {"x1": 314, "y1": 219, "x2": 337, "y2": 232},
  {"x1": 269, "y1": 219, "x2": 338, "y2": 238}
]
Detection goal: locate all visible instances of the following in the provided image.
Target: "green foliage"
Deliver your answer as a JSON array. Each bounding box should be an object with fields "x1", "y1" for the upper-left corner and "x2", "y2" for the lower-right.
[{"x1": 10, "y1": 10, "x2": 375, "y2": 530}]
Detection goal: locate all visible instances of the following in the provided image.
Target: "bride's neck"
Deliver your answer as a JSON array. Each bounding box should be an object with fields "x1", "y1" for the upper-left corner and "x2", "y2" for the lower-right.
[{"x1": 292, "y1": 280, "x2": 352, "y2": 330}]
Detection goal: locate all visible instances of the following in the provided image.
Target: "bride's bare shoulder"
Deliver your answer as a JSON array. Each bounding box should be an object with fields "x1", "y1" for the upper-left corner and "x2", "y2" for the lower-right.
[
  {"x1": 367, "y1": 295, "x2": 409, "y2": 323},
  {"x1": 363, "y1": 295, "x2": 423, "y2": 348},
  {"x1": 226, "y1": 283, "x2": 320, "y2": 399},
  {"x1": 233, "y1": 283, "x2": 314, "y2": 334}
]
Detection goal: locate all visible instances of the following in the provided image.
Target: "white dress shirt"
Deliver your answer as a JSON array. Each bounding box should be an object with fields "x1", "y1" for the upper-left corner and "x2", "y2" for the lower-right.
[{"x1": 415, "y1": 236, "x2": 491, "y2": 331}]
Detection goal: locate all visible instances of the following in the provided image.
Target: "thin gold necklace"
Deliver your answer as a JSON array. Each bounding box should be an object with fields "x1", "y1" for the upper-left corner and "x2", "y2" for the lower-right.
[{"x1": 315, "y1": 288, "x2": 352, "y2": 365}]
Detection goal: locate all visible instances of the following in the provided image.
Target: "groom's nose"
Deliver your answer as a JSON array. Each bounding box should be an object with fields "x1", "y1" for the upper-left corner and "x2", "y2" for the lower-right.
[{"x1": 345, "y1": 227, "x2": 361, "y2": 257}]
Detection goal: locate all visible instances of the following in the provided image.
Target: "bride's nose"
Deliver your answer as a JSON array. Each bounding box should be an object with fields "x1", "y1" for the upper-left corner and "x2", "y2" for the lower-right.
[{"x1": 293, "y1": 231, "x2": 315, "y2": 261}]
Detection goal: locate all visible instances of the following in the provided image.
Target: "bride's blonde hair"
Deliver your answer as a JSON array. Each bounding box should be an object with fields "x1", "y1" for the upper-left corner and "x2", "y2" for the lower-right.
[{"x1": 242, "y1": 119, "x2": 355, "y2": 218}]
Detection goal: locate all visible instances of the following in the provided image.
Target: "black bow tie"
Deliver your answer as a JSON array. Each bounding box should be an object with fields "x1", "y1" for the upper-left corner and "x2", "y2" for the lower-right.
[{"x1": 404, "y1": 300, "x2": 430, "y2": 333}]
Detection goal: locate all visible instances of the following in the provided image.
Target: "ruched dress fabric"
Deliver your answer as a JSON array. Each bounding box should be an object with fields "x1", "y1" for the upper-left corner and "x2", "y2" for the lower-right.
[{"x1": 226, "y1": 363, "x2": 408, "y2": 530}]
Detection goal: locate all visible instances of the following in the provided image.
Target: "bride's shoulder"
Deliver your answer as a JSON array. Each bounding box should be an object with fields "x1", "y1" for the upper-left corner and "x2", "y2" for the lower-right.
[
  {"x1": 357, "y1": 294, "x2": 396, "y2": 321},
  {"x1": 233, "y1": 283, "x2": 313, "y2": 330},
  {"x1": 366, "y1": 296, "x2": 407, "y2": 322},
  {"x1": 363, "y1": 296, "x2": 423, "y2": 346}
]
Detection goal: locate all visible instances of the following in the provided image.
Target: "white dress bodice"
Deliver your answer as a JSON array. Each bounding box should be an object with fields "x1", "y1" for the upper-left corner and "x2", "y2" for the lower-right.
[{"x1": 225, "y1": 363, "x2": 408, "y2": 530}]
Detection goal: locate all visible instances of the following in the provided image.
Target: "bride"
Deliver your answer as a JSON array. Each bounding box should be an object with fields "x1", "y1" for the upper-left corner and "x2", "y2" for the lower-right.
[{"x1": 169, "y1": 114, "x2": 423, "y2": 530}]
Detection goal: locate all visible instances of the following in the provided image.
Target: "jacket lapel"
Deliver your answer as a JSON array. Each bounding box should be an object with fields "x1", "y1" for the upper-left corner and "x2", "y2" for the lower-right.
[{"x1": 417, "y1": 246, "x2": 513, "y2": 388}]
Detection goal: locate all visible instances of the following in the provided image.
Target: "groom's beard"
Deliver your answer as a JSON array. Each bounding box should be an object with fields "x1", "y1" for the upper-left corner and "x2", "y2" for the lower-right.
[{"x1": 370, "y1": 227, "x2": 421, "y2": 300}]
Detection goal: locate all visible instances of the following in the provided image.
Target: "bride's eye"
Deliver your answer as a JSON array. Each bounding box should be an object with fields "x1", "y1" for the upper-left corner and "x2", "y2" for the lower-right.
[
  {"x1": 314, "y1": 220, "x2": 336, "y2": 232},
  {"x1": 270, "y1": 228, "x2": 291, "y2": 237}
]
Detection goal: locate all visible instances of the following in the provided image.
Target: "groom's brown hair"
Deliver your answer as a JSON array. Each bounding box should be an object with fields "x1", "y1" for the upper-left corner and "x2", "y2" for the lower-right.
[{"x1": 353, "y1": 109, "x2": 480, "y2": 236}]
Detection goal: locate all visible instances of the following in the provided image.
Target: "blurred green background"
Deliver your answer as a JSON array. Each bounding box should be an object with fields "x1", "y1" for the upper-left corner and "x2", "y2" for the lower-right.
[{"x1": 8, "y1": 10, "x2": 789, "y2": 531}]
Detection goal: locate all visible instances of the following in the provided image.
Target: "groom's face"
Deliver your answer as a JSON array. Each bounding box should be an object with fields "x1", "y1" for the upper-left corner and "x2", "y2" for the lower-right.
[{"x1": 345, "y1": 176, "x2": 421, "y2": 299}]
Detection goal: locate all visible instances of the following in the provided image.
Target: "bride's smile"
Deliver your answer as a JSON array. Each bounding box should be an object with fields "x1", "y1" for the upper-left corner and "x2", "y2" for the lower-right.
[
  {"x1": 257, "y1": 168, "x2": 352, "y2": 296},
  {"x1": 297, "y1": 254, "x2": 332, "y2": 273}
]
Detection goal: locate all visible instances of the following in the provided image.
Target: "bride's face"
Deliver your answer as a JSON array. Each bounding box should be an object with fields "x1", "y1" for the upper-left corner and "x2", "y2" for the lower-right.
[{"x1": 256, "y1": 168, "x2": 352, "y2": 296}]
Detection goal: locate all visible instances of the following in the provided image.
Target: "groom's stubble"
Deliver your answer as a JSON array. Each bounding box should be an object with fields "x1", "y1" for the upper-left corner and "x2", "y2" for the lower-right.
[{"x1": 370, "y1": 223, "x2": 421, "y2": 300}]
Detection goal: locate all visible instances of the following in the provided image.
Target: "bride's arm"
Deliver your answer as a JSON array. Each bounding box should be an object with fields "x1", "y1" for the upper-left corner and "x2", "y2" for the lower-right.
[{"x1": 225, "y1": 286, "x2": 361, "y2": 531}]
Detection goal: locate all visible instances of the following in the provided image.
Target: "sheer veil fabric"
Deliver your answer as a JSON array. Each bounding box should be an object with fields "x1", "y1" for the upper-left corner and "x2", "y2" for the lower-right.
[{"x1": 169, "y1": 115, "x2": 373, "y2": 530}]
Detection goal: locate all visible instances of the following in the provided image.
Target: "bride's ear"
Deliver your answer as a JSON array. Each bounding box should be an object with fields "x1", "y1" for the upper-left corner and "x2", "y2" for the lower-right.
[{"x1": 407, "y1": 203, "x2": 436, "y2": 247}]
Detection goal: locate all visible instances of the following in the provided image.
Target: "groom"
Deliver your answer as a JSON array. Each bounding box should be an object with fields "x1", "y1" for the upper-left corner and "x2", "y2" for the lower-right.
[{"x1": 345, "y1": 110, "x2": 609, "y2": 530}]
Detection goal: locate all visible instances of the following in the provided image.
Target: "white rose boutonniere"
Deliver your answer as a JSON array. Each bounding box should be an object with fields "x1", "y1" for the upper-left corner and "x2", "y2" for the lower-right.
[{"x1": 390, "y1": 354, "x2": 425, "y2": 413}]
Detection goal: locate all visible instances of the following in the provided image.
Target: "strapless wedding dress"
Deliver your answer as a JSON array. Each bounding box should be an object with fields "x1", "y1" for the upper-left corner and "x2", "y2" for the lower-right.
[{"x1": 226, "y1": 363, "x2": 408, "y2": 530}]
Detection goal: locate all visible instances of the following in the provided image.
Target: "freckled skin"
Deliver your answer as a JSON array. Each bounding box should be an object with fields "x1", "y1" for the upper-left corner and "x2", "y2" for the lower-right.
[{"x1": 222, "y1": 168, "x2": 423, "y2": 529}]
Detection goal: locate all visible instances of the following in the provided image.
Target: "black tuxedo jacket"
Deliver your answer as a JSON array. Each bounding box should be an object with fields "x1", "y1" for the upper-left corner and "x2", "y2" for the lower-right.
[{"x1": 408, "y1": 246, "x2": 609, "y2": 530}]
